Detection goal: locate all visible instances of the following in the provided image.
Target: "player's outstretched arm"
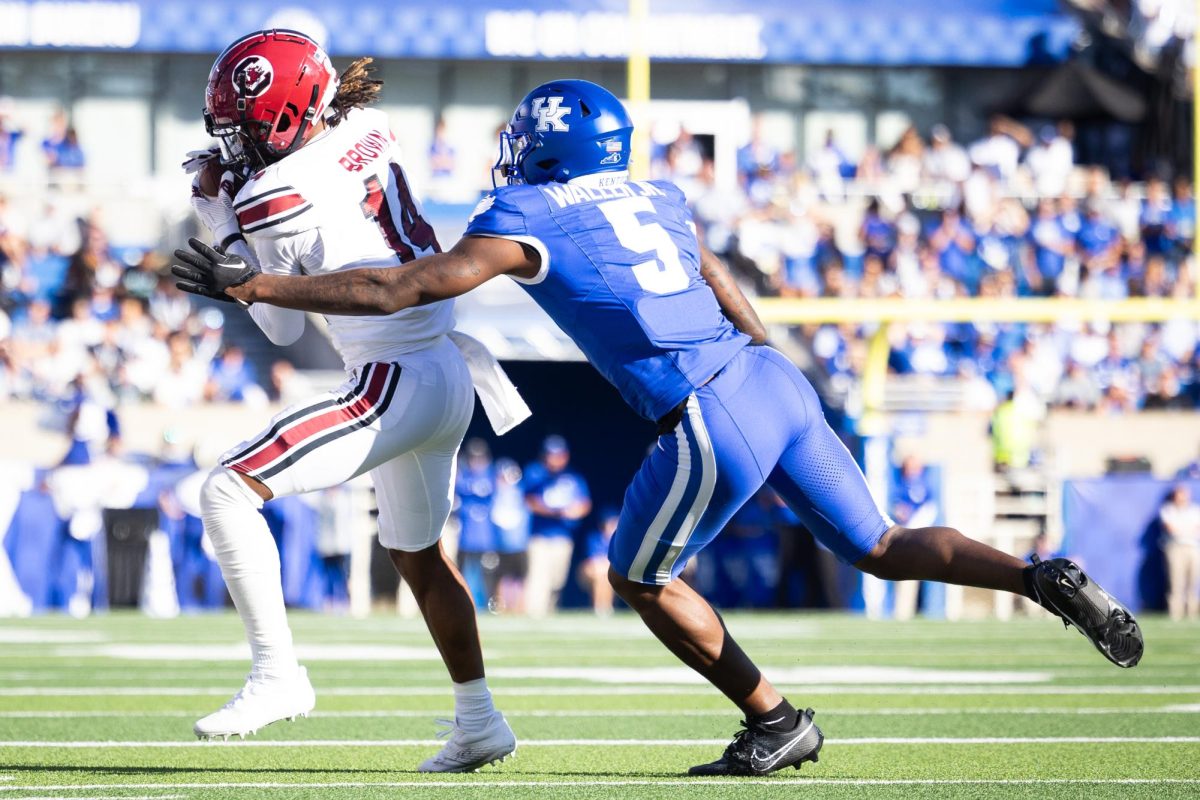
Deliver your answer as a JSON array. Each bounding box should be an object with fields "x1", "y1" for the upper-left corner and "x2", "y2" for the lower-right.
[
  {"x1": 698, "y1": 245, "x2": 767, "y2": 345},
  {"x1": 177, "y1": 236, "x2": 537, "y2": 316}
]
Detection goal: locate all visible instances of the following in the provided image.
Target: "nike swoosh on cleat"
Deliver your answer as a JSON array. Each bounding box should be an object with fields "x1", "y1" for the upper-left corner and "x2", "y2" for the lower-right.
[{"x1": 748, "y1": 718, "x2": 816, "y2": 772}]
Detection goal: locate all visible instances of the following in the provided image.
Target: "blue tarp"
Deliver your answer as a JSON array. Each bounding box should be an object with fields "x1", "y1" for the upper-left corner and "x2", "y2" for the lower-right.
[
  {"x1": 0, "y1": 0, "x2": 1078, "y2": 67},
  {"x1": 1062, "y1": 476, "x2": 1200, "y2": 613}
]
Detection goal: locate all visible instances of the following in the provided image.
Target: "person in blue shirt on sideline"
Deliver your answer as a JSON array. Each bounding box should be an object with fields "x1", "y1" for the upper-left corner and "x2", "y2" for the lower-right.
[
  {"x1": 522, "y1": 435, "x2": 591, "y2": 616},
  {"x1": 454, "y1": 438, "x2": 499, "y2": 608},
  {"x1": 889, "y1": 454, "x2": 941, "y2": 620},
  {"x1": 489, "y1": 458, "x2": 531, "y2": 612},
  {"x1": 175, "y1": 78, "x2": 1145, "y2": 776}
]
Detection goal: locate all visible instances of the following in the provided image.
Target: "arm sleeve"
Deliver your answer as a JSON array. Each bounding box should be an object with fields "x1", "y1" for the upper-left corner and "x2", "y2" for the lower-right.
[
  {"x1": 464, "y1": 190, "x2": 550, "y2": 285},
  {"x1": 237, "y1": 230, "x2": 325, "y2": 347},
  {"x1": 464, "y1": 191, "x2": 528, "y2": 239}
]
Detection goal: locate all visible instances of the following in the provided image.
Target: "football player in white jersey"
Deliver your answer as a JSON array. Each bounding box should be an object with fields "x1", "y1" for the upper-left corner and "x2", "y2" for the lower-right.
[{"x1": 184, "y1": 29, "x2": 520, "y2": 772}]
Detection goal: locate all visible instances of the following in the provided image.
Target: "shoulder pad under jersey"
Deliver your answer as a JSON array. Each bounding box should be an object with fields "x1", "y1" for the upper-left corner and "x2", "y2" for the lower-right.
[{"x1": 233, "y1": 164, "x2": 316, "y2": 238}]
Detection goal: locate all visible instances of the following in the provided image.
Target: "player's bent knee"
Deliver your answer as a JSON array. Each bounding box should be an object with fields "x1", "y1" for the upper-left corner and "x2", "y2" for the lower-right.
[
  {"x1": 854, "y1": 525, "x2": 906, "y2": 578},
  {"x1": 200, "y1": 467, "x2": 264, "y2": 516},
  {"x1": 608, "y1": 567, "x2": 665, "y2": 607},
  {"x1": 387, "y1": 542, "x2": 444, "y2": 583}
]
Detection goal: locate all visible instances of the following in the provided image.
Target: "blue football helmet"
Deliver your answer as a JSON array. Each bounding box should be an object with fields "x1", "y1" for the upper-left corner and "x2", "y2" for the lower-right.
[{"x1": 495, "y1": 79, "x2": 633, "y2": 186}]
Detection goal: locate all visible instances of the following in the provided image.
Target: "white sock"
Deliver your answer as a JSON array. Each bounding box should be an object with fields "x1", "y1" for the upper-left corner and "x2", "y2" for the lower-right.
[
  {"x1": 200, "y1": 468, "x2": 298, "y2": 682},
  {"x1": 453, "y1": 677, "x2": 496, "y2": 730}
]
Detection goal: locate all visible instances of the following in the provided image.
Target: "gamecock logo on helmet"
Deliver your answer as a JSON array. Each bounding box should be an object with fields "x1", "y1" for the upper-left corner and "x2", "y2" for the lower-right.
[{"x1": 232, "y1": 55, "x2": 274, "y2": 98}]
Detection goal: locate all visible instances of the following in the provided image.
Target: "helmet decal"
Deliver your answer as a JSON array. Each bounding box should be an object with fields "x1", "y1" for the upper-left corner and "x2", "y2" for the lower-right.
[
  {"x1": 599, "y1": 138, "x2": 623, "y2": 165},
  {"x1": 232, "y1": 55, "x2": 274, "y2": 98},
  {"x1": 531, "y1": 97, "x2": 572, "y2": 132}
]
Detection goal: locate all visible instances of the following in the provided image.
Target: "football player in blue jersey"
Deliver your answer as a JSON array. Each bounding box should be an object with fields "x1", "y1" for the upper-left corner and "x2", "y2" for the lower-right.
[{"x1": 175, "y1": 79, "x2": 1144, "y2": 776}]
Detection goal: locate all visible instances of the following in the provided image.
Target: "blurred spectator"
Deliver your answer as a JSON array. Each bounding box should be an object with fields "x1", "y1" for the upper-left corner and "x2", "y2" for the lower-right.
[
  {"x1": 886, "y1": 126, "x2": 924, "y2": 193},
  {"x1": 1056, "y1": 360, "x2": 1101, "y2": 409},
  {"x1": 890, "y1": 455, "x2": 940, "y2": 620},
  {"x1": 809, "y1": 129, "x2": 854, "y2": 197},
  {"x1": 692, "y1": 159, "x2": 748, "y2": 253},
  {"x1": 429, "y1": 116, "x2": 456, "y2": 179},
  {"x1": 490, "y1": 458, "x2": 530, "y2": 613},
  {"x1": 59, "y1": 373, "x2": 120, "y2": 465},
  {"x1": 269, "y1": 359, "x2": 313, "y2": 405},
  {"x1": 455, "y1": 439, "x2": 498, "y2": 609},
  {"x1": 928, "y1": 206, "x2": 977, "y2": 290},
  {"x1": 153, "y1": 332, "x2": 209, "y2": 408},
  {"x1": 41, "y1": 108, "x2": 85, "y2": 187},
  {"x1": 150, "y1": 277, "x2": 193, "y2": 332},
  {"x1": 64, "y1": 220, "x2": 115, "y2": 302},
  {"x1": 426, "y1": 116, "x2": 458, "y2": 202},
  {"x1": 991, "y1": 388, "x2": 1042, "y2": 471},
  {"x1": 1168, "y1": 176, "x2": 1196, "y2": 251},
  {"x1": 315, "y1": 488, "x2": 354, "y2": 613},
  {"x1": 522, "y1": 435, "x2": 591, "y2": 617},
  {"x1": 577, "y1": 507, "x2": 619, "y2": 616},
  {"x1": 664, "y1": 127, "x2": 706, "y2": 195},
  {"x1": 121, "y1": 252, "x2": 165, "y2": 301},
  {"x1": 969, "y1": 116, "x2": 1030, "y2": 182},
  {"x1": 0, "y1": 98, "x2": 22, "y2": 172},
  {"x1": 206, "y1": 345, "x2": 265, "y2": 404},
  {"x1": 41, "y1": 110, "x2": 85, "y2": 175},
  {"x1": 737, "y1": 116, "x2": 779, "y2": 191},
  {"x1": 1024, "y1": 122, "x2": 1075, "y2": 197},
  {"x1": 1159, "y1": 484, "x2": 1200, "y2": 620},
  {"x1": 923, "y1": 124, "x2": 971, "y2": 184},
  {"x1": 704, "y1": 488, "x2": 778, "y2": 608},
  {"x1": 1141, "y1": 177, "x2": 1173, "y2": 254}
]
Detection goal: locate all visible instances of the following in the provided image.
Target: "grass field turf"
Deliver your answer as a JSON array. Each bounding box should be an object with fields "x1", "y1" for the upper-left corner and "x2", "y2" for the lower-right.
[{"x1": 0, "y1": 612, "x2": 1197, "y2": 799}]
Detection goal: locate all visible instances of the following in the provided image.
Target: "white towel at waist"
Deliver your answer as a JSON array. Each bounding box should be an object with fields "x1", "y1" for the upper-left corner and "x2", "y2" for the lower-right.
[{"x1": 448, "y1": 331, "x2": 531, "y2": 435}]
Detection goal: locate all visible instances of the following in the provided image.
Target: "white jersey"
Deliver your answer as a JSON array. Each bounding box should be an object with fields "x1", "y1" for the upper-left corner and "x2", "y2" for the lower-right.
[{"x1": 233, "y1": 107, "x2": 453, "y2": 368}]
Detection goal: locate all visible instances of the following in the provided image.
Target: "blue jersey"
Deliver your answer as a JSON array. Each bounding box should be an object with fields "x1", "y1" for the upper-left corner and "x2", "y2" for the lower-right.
[
  {"x1": 455, "y1": 465, "x2": 497, "y2": 553},
  {"x1": 522, "y1": 462, "x2": 590, "y2": 539},
  {"x1": 465, "y1": 177, "x2": 749, "y2": 421}
]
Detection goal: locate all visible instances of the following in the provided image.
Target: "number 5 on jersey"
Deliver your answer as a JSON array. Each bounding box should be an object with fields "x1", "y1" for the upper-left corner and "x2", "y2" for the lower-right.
[{"x1": 598, "y1": 196, "x2": 689, "y2": 295}]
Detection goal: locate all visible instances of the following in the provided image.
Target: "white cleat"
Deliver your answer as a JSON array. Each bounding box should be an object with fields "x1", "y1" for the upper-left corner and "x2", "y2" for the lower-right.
[
  {"x1": 194, "y1": 666, "x2": 315, "y2": 741},
  {"x1": 418, "y1": 711, "x2": 517, "y2": 773}
]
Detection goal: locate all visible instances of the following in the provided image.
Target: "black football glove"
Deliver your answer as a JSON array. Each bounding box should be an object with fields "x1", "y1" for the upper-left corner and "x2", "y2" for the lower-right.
[{"x1": 172, "y1": 237, "x2": 259, "y2": 304}]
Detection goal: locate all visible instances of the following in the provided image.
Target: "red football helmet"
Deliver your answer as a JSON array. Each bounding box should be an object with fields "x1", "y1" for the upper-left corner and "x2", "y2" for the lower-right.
[{"x1": 204, "y1": 29, "x2": 338, "y2": 169}]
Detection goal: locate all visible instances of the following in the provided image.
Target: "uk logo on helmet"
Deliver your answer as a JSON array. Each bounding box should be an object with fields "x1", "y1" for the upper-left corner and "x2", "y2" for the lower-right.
[
  {"x1": 232, "y1": 55, "x2": 274, "y2": 98},
  {"x1": 531, "y1": 97, "x2": 571, "y2": 132}
]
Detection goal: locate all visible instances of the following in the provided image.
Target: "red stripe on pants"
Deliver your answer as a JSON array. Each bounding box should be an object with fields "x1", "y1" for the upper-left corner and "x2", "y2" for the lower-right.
[{"x1": 228, "y1": 364, "x2": 390, "y2": 476}]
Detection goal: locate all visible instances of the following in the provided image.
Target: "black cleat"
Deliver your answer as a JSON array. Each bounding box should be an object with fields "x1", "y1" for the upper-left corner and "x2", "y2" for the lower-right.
[
  {"x1": 689, "y1": 708, "x2": 823, "y2": 776},
  {"x1": 1028, "y1": 556, "x2": 1144, "y2": 668}
]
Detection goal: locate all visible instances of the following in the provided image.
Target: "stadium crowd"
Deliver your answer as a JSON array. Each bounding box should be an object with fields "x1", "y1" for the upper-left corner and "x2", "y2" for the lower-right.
[
  {"x1": 2, "y1": 107, "x2": 1198, "y2": 422},
  {"x1": 664, "y1": 115, "x2": 1200, "y2": 414}
]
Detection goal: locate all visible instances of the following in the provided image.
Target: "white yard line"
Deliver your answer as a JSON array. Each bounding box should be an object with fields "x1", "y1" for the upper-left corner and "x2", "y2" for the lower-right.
[
  {"x1": 0, "y1": 779, "x2": 1196, "y2": 791},
  {"x1": 0, "y1": 706, "x2": 1196, "y2": 719},
  {"x1": 2, "y1": 685, "x2": 1198, "y2": 697},
  {"x1": 3, "y1": 796, "x2": 183, "y2": 800},
  {"x1": 1, "y1": 736, "x2": 1198, "y2": 748}
]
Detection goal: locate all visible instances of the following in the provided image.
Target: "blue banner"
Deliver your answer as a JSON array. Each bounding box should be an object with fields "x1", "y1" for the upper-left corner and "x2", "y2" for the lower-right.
[
  {"x1": 0, "y1": 0, "x2": 1077, "y2": 67},
  {"x1": 1062, "y1": 476, "x2": 1200, "y2": 613}
]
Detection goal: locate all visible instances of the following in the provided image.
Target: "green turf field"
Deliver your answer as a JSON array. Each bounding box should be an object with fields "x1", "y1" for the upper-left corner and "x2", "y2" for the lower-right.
[{"x1": 0, "y1": 611, "x2": 1197, "y2": 799}]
